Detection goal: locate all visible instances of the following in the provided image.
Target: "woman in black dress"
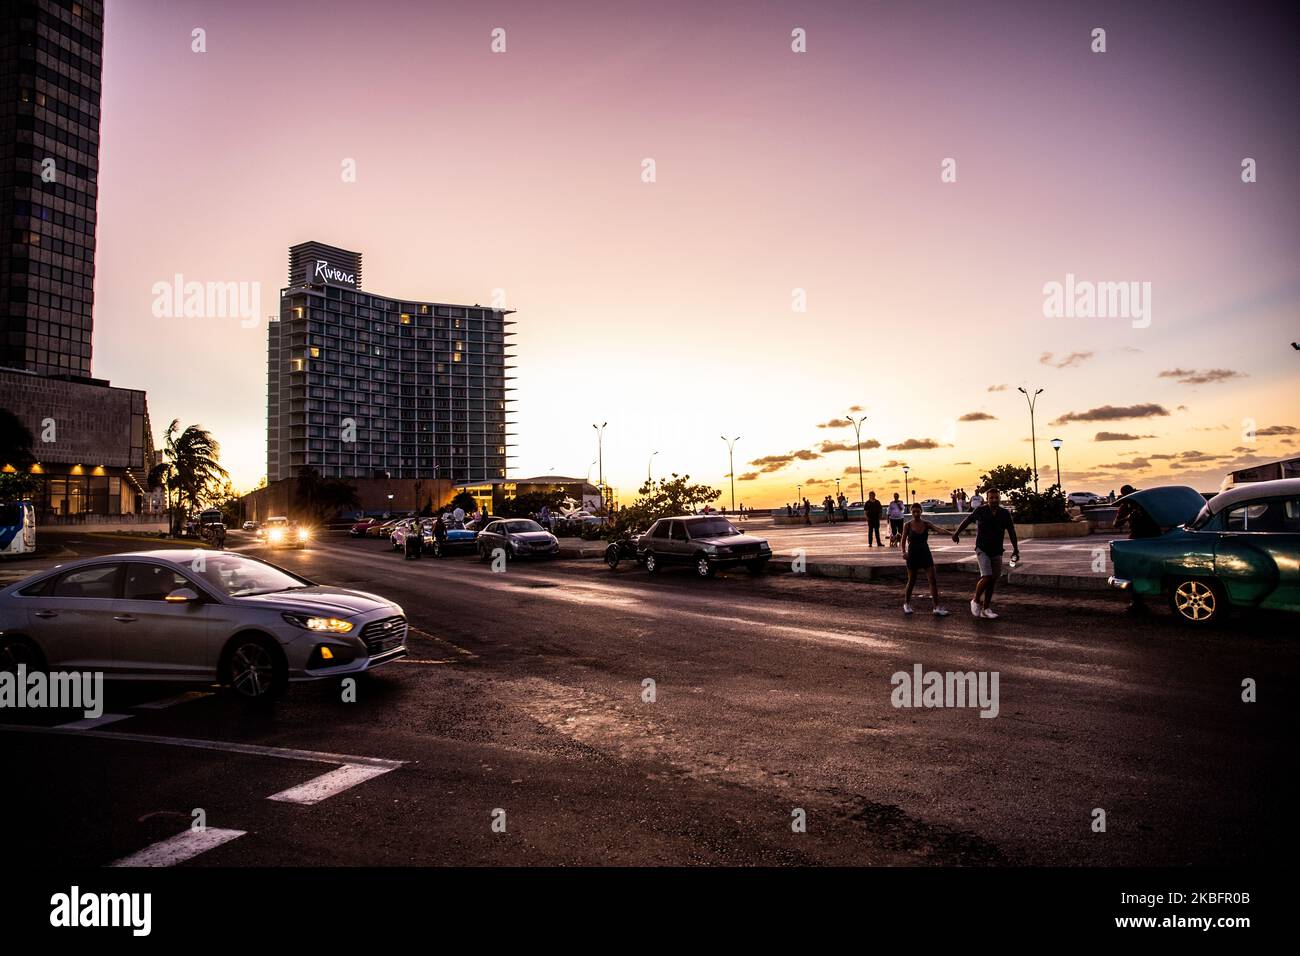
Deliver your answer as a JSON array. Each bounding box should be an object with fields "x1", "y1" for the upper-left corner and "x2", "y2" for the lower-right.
[{"x1": 900, "y1": 502, "x2": 949, "y2": 616}]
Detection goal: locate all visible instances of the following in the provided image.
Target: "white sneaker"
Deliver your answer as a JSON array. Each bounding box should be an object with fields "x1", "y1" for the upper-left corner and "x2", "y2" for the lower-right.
[
  {"x1": 981, "y1": 608, "x2": 999, "y2": 619},
  {"x1": 903, "y1": 603, "x2": 914, "y2": 614},
  {"x1": 970, "y1": 600, "x2": 981, "y2": 618},
  {"x1": 933, "y1": 608, "x2": 949, "y2": 617}
]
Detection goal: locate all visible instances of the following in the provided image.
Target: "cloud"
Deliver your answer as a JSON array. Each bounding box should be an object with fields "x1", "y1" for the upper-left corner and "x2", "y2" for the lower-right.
[
  {"x1": 987, "y1": 384, "x2": 1008, "y2": 392},
  {"x1": 1099, "y1": 458, "x2": 1152, "y2": 471},
  {"x1": 886, "y1": 438, "x2": 943, "y2": 450},
  {"x1": 817, "y1": 439, "x2": 878, "y2": 453},
  {"x1": 817, "y1": 418, "x2": 852, "y2": 429},
  {"x1": 881, "y1": 460, "x2": 908, "y2": 468},
  {"x1": 1158, "y1": 368, "x2": 1247, "y2": 385},
  {"x1": 1052, "y1": 403, "x2": 1170, "y2": 425},
  {"x1": 1094, "y1": 431, "x2": 1156, "y2": 441},
  {"x1": 1256, "y1": 424, "x2": 1298, "y2": 436},
  {"x1": 1039, "y1": 351, "x2": 1095, "y2": 369},
  {"x1": 848, "y1": 405, "x2": 865, "y2": 412},
  {"x1": 749, "y1": 449, "x2": 821, "y2": 473},
  {"x1": 842, "y1": 466, "x2": 873, "y2": 475},
  {"x1": 953, "y1": 461, "x2": 972, "y2": 465},
  {"x1": 958, "y1": 411, "x2": 997, "y2": 422},
  {"x1": 737, "y1": 472, "x2": 760, "y2": 481}
]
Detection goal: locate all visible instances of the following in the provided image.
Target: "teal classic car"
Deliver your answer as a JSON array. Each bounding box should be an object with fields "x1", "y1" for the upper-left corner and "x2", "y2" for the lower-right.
[{"x1": 1108, "y1": 478, "x2": 1300, "y2": 625}]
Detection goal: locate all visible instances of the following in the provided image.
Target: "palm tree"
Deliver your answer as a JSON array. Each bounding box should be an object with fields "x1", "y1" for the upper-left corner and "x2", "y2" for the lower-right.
[{"x1": 162, "y1": 420, "x2": 229, "y2": 535}]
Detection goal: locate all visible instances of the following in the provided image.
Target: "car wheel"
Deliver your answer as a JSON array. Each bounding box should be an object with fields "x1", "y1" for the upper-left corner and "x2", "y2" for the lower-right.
[
  {"x1": 694, "y1": 555, "x2": 716, "y2": 578},
  {"x1": 746, "y1": 559, "x2": 768, "y2": 576},
  {"x1": 1168, "y1": 578, "x2": 1223, "y2": 625},
  {"x1": 644, "y1": 551, "x2": 659, "y2": 574},
  {"x1": 0, "y1": 635, "x2": 45, "y2": 674},
  {"x1": 222, "y1": 635, "x2": 286, "y2": 700},
  {"x1": 605, "y1": 545, "x2": 621, "y2": 569}
]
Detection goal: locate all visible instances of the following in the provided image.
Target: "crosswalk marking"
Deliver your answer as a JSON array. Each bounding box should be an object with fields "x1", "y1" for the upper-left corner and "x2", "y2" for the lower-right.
[
  {"x1": 57, "y1": 713, "x2": 132, "y2": 730},
  {"x1": 109, "y1": 827, "x2": 246, "y2": 867},
  {"x1": 268, "y1": 764, "x2": 397, "y2": 805}
]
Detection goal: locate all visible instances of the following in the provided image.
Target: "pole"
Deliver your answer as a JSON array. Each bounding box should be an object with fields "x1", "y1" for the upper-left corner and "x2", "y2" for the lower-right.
[
  {"x1": 1019, "y1": 387, "x2": 1043, "y2": 493},
  {"x1": 848, "y1": 415, "x2": 867, "y2": 509},
  {"x1": 593, "y1": 422, "x2": 607, "y2": 507},
  {"x1": 721, "y1": 436, "x2": 739, "y2": 512},
  {"x1": 1054, "y1": 445, "x2": 1061, "y2": 490}
]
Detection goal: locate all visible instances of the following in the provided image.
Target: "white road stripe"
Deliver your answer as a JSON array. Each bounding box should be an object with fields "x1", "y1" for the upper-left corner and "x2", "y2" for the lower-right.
[
  {"x1": 268, "y1": 764, "x2": 396, "y2": 805},
  {"x1": 135, "y1": 690, "x2": 213, "y2": 710},
  {"x1": 57, "y1": 713, "x2": 132, "y2": 730},
  {"x1": 109, "y1": 827, "x2": 246, "y2": 867},
  {"x1": 396, "y1": 658, "x2": 457, "y2": 665}
]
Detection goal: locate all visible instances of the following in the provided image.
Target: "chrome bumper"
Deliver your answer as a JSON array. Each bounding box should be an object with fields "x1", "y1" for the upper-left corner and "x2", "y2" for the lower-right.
[{"x1": 1107, "y1": 576, "x2": 1131, "y2": 590}]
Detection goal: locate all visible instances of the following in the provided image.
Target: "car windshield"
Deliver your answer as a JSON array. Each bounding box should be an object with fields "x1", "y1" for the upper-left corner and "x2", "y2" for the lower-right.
[
  {"x1": 505, "y1": 520, "x2": 544, "y2": 533},
  {"x1": 195, "y1": 554, "x2": 311, "y2": 597},
  {"x1": 687, "y1": 518, "x2": 740, "y2": 538},
  {"x1": 1188, "y1": 503, "x2": 1214, "y2": 530}
]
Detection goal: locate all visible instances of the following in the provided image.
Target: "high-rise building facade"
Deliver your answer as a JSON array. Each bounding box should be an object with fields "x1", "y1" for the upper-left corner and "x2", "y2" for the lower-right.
[
  {"x1": 0, "y1": 0, "x2": 103, "y2": 377},
  {"x1": 267, "y1": 241, "x2": 515, "y2": 485}
]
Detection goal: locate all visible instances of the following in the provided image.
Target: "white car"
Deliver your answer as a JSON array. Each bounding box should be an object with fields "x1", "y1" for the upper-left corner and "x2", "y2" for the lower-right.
[{"x1": 1067, "y1": 492, "x2": 1102, "y2": 506}]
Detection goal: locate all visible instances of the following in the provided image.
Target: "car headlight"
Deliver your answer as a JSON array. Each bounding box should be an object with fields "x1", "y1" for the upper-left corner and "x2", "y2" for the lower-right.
[
  {"x1": 282, "y1": 613, "x2": 354, "y2": 633},
  {"x1": 701, "y1": 544, "x2": 718, "y2": 554},
  {"x1": 268, "y1": 529, "x2": 284, "y2": 543},
  {"x1": 297, "y1": 528, "x2": 310, "y2": 540}
]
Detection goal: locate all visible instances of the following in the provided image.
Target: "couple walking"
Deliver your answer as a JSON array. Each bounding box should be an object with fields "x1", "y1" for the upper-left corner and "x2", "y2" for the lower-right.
[{"x1": 900, "y1": 487, "x2": 1019, "y2": 620}]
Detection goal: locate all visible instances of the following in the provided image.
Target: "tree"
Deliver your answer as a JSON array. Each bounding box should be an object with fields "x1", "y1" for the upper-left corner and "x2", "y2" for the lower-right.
[
  {"x1": 608, "y1": 474, "x2": 721, "y2": 538},
  {"x1": 499, "y1": 490, "x2": 565, "y2": 518},
  {"x1": 0, "y1": 409, "x2": 35, "y2": 466},
  {"x1": 161, "y1": 420, "x2": 230, "y2": 535},
  {"x1": 976, "y1": 462, "x2": 1068, "y2": 523},
  {"x1": 976, "y1": 463, "x2": 1034, "y2": 495},
  {"x1": 451, "y1": 491, "x2": 477, "y2": 514}
]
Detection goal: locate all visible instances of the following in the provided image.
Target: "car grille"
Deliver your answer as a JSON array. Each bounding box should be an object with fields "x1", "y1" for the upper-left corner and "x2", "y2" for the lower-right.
[
  {"x1": 361, "y1": 616, "x2": 407, "y2": 654},
  {"x1": 731, "y1": 543, "x2": 762, "y2": 556}
]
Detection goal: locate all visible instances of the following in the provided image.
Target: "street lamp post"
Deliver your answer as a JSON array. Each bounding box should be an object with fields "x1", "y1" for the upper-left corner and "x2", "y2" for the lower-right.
[
  {"x1": 847, "y1": 414, "x2": 867, "y2": 509},
  {"x1": 902, "y1": 464, "x2": 910, "y2": 504},
  {"x1": 648, "y1": 450, "x2": 658, "y2": 484},
  {"x1": 592, "y1": 422, "x2": 607, "y2": 507},
  {"x1": 1018, "y1": 386, "x2": 1044, "y2": 493},
  {"x1": 1050, "y1": 437, "x2": 1063, "y2": 491},
  {"x1": 721, "y1": 435, "x2": 739, "y2": 512}
]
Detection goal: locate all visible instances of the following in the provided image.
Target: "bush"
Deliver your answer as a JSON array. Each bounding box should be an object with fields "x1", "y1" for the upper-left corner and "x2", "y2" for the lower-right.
[{"x1": 1009, "y1": 485, "x2": 1071, "y2": 524}]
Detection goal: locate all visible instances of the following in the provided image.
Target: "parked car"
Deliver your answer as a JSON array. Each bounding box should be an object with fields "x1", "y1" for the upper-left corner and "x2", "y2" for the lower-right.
[
  {"x1": 428, "y1": 521, "x2": 479, "y2": 558},
  {"x1": 637, "y1": 515, "x2": 772, "y2": 578},
  {"x1": 476, "y1": 518, "x2": 559, "y2": 561},
  {"x1": 389, "y1": 518, "x2": 421, "y2": 551},
  {"x1": 919, "y1": 498, "x2": 945, "y2": 511},
  {"x1": 367, "y1": 519, "x2": 402, "y2": 539},
  {"x1": 241, "y1": 520, "x2": 257, "y2": 532},
  {"x1": 0, "y1": 551, "x2": 407, "y2": 700},
  {"x1": 1067, "y1": 491, "x2": 1103, "y2": 506},
  {"x1": 350, "y1": 517, "x2": 378, "y2": 536},
  {"x1": 1108, "y1": 478, "x2": 1300, "y2": 625}
]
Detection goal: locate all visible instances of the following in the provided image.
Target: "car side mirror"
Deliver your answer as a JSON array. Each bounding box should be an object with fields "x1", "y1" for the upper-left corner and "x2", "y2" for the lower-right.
[{"x1": 165, "y1": 587, "x2": 200, "y2": 603}]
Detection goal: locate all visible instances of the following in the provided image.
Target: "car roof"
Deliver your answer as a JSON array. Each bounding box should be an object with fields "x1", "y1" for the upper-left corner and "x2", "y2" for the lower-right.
[{"x1": 1208, "y1": 477, "x2": 1300, "y2": 513}]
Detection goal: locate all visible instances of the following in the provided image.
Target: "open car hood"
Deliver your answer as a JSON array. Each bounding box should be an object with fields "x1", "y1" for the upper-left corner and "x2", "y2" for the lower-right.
[{"x1": 1119, "y1": 485, "x2": 1206, "y2": 531}]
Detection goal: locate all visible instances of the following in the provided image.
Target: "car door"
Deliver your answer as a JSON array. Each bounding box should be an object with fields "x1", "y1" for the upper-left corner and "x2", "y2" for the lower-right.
[
  {"x1": 25, "y1": 563, "x2": 123, "y2": 672},
  {"x1": 1215, "y1": 497, "x2": 1300, "y2": 611},
  {"x1": 667, "y1": 520, "x2": 690, "y2": 562},
  {"x1": 111, "y1": 561, "x2": 216, "y2": 680}
]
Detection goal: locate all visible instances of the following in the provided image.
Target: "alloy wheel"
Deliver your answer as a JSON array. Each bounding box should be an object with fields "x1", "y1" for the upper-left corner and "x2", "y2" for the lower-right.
[
  {"x1": 1173, "y1": 580, "x2": 1217, "y2": 622},
  {"x1": 230, "y1": 642, "x2": 275, "y2": 698}
]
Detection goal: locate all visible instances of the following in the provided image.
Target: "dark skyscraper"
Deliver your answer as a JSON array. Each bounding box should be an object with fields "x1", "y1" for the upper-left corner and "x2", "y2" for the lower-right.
[{"x1": 0, "y1": 0, "x2": 103, "y2": 377}]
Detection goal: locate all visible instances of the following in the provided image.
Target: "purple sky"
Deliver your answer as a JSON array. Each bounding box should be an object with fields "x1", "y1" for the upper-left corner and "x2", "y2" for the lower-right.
[{"x1": 91, "y1": 0, "x2": 1300, "y2": 499}]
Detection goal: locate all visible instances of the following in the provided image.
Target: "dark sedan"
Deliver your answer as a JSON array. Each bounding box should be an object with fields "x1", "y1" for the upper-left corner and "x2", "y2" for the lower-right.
[
  {"x1": 476, "y1": 519, "x2": 560, "y2": 562},
  {"x1": 636, "y1": 515, "x2": 771, "y2": 578}
]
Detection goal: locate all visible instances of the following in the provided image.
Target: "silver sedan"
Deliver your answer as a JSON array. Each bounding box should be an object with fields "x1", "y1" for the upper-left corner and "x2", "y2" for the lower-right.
[{"x1": 0, "y1": 550, "x2": 407, "y2": 700}]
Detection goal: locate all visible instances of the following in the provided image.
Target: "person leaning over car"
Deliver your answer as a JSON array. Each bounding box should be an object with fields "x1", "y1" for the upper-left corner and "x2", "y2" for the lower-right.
[
  {"x1": 1112, "y1": 484, "x2": 1160, "y2": 613},
  {"x1": 952, "y1": 488, "x2": 1018, "y2": 620}
]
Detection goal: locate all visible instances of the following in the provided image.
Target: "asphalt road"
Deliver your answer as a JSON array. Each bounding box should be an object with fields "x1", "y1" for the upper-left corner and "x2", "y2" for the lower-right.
[{"x1": 2, "y1": 530, "x2": 1294, "y2": 867}]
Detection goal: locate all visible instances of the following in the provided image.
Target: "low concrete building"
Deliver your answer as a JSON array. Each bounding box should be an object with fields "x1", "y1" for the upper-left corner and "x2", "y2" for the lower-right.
[{"x1": 0, "y1": 366, "x2": 156, "y2": 521}]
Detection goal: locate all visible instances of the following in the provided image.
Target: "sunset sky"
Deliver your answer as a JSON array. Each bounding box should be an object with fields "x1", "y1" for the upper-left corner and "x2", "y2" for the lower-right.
[{"x1": 89, "y1": 0, "x2": 1299, "y2": 505}]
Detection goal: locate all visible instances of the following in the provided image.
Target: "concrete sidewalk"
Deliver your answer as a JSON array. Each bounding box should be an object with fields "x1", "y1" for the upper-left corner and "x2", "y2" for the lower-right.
[{"x1": 760, "y1": 520, "x2": 1119, "y2": 590}]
